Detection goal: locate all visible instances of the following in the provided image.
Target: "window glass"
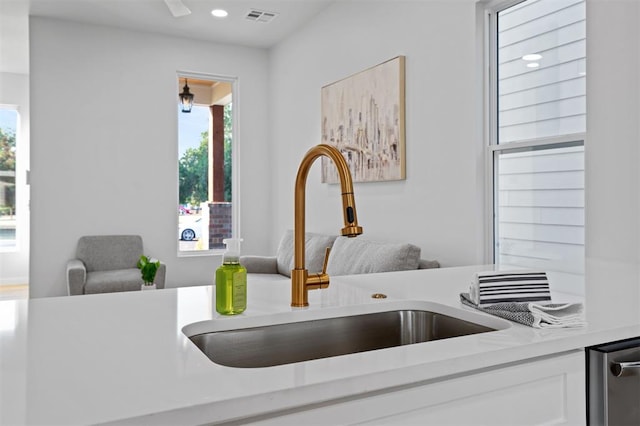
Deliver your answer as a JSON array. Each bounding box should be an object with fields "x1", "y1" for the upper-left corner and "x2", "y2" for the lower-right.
[
  {"x1": 0, "y1": 108, "x2": 17, "y2": 251},
  {"x1": 492, "y1": 0, "x2": 585, "y2": 279},
  {"x1": 177, "y1": 76, "x2": 234, "y2": 253},
  {"x1": 178, "y1": 104, "x2": 209, "y2": 251},
  {"x1": 497, "y1": 0, "x2": 586, "y2": 144},
  {"x1": 495, "y1": 144, "x2": 584, "y2": 274}
]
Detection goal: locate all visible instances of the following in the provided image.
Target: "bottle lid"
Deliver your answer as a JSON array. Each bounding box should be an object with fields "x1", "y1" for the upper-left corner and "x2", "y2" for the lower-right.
[{"x1": 223, "y1": 238, "x2": 243, "y2": 260}]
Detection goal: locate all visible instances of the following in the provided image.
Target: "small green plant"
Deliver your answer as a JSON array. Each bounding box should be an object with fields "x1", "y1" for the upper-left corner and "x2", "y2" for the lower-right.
[{"x1": 137, "y1": 255, "x2": 160, "y2": 286}]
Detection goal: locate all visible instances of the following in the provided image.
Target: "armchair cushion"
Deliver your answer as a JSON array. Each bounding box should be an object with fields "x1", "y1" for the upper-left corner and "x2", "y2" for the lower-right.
[
  {"x1": 84, "y1": 268, "x2": 142, "y2": 294},
  {"x1": 326, "y1": 237, "x2": 421, "y2": 276},
  {"x1": 275, "y1": 230, "x2": 338, "y2": 277}
]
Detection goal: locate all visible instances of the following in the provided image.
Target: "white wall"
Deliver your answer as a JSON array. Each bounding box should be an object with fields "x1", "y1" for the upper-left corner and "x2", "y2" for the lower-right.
[
  {"x1": 268, "y1": 0, "x2": 485, "y2": 267},
  {"x1": 29, "y1": 17, "x2": 270, "y2": 297},
  {"x1": 0, "y1": 71, "x2": 30, "y2": 285},
  {"x1": 584, "y1": 0, "x2": 640, "y2": 326}
]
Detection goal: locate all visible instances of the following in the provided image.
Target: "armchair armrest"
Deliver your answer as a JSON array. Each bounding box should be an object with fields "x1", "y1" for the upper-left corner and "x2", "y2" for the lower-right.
[
  {"x1": 155, "y1": 263, "x2": 167, "y2": 289},
  {"x1": 67, "y1": 259, "x2": 87, "y2": 295},
  {"x1": 240, "y1": 256, "x2": 278, "y2": 274}
]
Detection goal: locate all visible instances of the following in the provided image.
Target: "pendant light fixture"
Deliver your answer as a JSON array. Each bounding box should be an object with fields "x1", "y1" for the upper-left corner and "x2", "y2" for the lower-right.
[{"x1": 179, "y1": 79, "x2": 194, "y2": 113}]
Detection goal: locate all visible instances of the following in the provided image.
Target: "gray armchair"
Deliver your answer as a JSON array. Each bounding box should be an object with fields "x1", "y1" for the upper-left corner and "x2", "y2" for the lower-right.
[{"x1": 67, "y1": 235, "x2": 166, "y2": 295}]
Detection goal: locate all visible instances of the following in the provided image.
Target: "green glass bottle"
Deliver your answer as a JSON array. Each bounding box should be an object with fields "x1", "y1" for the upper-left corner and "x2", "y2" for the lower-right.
[{"x1": 215, "y1": 238, "x2": 247, "y2": 315}]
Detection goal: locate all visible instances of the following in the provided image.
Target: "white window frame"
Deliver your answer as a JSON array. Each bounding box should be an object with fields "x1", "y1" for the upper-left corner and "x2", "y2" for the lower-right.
[
  {"x1": 483, "y1": 0, "x2": 586, "y2": 265},
  {"x1": 176, "y1": 71, "x2": 241, "y2": 257}
]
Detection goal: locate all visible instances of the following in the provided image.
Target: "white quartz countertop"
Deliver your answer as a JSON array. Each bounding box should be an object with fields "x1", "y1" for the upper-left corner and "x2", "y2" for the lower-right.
[{"x1": 1, "y1": 265, "x2": 639, "y2": 425}]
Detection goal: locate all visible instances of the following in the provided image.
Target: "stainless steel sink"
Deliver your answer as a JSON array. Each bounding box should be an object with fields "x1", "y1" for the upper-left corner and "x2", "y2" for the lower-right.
[{"x1": 188, "y1": 309, "x2": 497, "y2": 368}]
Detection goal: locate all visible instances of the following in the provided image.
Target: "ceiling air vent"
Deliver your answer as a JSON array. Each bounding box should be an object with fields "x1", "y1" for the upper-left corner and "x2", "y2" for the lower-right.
[{"x1": 245, "y1": 9, "x2": 279, "y2": 23}]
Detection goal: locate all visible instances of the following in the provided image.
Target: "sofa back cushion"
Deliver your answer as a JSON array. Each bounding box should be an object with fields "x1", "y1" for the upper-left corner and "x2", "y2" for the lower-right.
[
  {"x1": 326, "y1": 237, "x2": 421, "y2": 276},
  {"x1": 276, "y1": 230, "x2": 338, "y2": 277},
  {"x1": 77, "y1": 235, "x2": 143, "y2": 272}
]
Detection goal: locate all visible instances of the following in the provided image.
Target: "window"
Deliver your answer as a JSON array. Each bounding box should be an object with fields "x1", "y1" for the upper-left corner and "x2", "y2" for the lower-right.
[
  {"x1": 0, "y1": 108, "x2": 18, "y2": 251},
  {"x1": 488, "y1": 0, "x2": 585, "y2": 277},
  {"x1": 177, "y1": 74, "x2": 236, "y2": 254}
]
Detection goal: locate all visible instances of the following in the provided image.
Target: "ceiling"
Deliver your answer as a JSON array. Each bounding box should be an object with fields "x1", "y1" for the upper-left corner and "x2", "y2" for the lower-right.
[
  {"x1": 29, "y1": 0, "x2": 335, "y2": 47},
  {"x1": 0, "y1": 0, "x2": 336, "y2": 74}
]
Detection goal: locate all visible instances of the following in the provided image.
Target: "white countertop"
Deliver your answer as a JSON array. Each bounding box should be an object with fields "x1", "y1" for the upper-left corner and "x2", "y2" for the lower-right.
[{"x1": 1, "y1": 265, "x2": 639, "y2": 425}]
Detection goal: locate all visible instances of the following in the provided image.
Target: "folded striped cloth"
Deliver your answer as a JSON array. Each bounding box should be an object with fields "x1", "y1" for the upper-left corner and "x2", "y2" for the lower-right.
[
  {"x1": 460, "y1": 293, "x2": 586, "y2": 329},
  {"x1": 469, "y1": 270, "x2": 551, "y2": 307}
]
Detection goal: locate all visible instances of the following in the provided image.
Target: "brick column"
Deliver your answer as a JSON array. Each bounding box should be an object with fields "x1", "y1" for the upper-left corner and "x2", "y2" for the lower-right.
[
  {"x1": 208, "y1": 202, "x2": 232, "y2": 249},
  {"x1": 209, "y1": 105, "x2": 225, "y2": 202}
]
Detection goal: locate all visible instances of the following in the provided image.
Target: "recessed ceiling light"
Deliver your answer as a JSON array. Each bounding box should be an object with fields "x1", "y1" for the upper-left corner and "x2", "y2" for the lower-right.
[
  {"x1": 211, "y1": 9, "x2": 228, "y2": 18},
  {"x1": 526, "y1": 62, "x2": 540, "y2": 68},
  {"x1": 522, "y1": 53, "x2": 542, "y2": 61}
]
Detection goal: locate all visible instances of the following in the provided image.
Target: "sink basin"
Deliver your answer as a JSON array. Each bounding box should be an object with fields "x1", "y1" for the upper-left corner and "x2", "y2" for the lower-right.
[{"x1": 187, "y1": 308, "x2": 498, "y2": 368}]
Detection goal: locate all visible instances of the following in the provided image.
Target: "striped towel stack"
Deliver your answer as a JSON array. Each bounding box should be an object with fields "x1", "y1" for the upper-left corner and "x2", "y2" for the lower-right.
[
  {"x1": 459, "y1": 293, "x2": 585, "y2": 328},
  {"x1": 469, "y1": 270, "x2": 551, "y2": 307}
]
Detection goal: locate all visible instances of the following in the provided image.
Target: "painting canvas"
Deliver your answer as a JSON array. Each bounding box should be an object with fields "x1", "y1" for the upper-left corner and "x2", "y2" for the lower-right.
[{"x1": 321, "y1": 56, "x2": 406, "y2": 183}]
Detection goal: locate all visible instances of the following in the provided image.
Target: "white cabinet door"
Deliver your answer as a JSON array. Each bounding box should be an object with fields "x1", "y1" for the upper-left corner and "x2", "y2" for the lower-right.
[{"x1": 245, "y1": 350, "x2": 585, "y2": 426}]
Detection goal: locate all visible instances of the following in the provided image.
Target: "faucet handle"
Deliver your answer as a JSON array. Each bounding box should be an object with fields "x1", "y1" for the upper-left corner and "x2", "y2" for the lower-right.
[
  {"x1": 321, "y1": 247, "x2": 331, "y2": 274},
  {"x1": 305, "y1": 247, "x2": 331, "y2": 292}
]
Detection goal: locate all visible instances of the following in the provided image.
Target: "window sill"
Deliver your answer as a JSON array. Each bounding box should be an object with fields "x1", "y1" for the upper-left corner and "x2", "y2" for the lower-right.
[{"x1": 177, "y1": 249, "x2": 224, "y2": 258}]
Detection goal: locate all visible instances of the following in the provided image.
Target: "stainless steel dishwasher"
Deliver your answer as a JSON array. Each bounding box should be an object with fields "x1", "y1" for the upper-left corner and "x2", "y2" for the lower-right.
[{"x1": 587, "y1": 337, "x2": 640, "y2": 425}]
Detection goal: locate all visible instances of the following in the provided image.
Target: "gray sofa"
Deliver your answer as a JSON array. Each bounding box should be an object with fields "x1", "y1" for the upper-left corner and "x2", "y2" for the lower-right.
[
  {"x1": 67, "y1": 235, "x2": 166, "y2": 295},
  {"x1": 240, "y1": 230, "x2": 439, "y2": 277}
]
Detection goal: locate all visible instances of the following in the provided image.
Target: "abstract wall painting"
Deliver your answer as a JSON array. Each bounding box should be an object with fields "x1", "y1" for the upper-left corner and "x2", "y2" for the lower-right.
[{"x1": 321, "y1": 56, "x2": 406, "y2": 183}]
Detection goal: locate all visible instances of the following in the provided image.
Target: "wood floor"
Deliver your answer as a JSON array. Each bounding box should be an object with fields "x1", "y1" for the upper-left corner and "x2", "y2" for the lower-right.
[{"x1": 0, "y1": 284, "x2": 28, "y2": 301}]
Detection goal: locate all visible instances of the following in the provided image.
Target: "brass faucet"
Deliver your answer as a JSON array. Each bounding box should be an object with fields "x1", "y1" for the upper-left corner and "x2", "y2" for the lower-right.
[{"x1": 291, "y1": 144, "x2": 363, "y2": 307}]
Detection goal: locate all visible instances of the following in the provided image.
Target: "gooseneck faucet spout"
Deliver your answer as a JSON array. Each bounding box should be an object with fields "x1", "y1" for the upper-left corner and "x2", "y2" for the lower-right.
[{"x1": 291, "y1": 144, "x2": 363, "y2": 307}]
